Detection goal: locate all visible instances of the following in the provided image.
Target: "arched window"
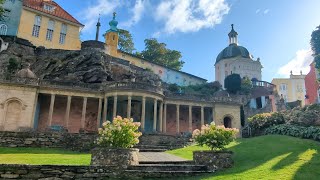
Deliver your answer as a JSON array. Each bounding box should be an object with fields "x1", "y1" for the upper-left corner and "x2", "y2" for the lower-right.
[{"x1": 0, "y1": 24, "x2": 7, "y2": 35}]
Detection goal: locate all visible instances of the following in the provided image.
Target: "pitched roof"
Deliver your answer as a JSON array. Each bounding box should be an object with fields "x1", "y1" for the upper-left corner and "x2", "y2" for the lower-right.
[{"x1": 23, "y1": 0, "x2": 84, "y2": 26}]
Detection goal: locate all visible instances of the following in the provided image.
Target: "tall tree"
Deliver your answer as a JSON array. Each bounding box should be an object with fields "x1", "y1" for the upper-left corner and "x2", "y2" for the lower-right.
[
  {"x1": 0, "y1": 0, "x2": 5, "y2": 21},
  {"x1": 118, "y1": 29, "x2": 135, "y2": 54},
  {"x1": 224, "y1": 74, "x2": 241, "y2": 94},
  {"x1": 311, "y1": 26, "x2": 320, "y2": 55},
  {"x1": 140, "y1": 38, "x2": 185, "y2": 70}
]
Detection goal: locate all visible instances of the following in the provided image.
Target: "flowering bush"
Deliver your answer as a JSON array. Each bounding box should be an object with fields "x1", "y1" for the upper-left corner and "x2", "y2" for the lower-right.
[
  {"x1": 97, "y1": 116, "x2": 142, "y2": 148},
  {"x1": 192, "y1": 123, "x2": 238, "y2": 151},
  {"x1": 248, "y1": 112, "x2": 285, "y2": 136}
]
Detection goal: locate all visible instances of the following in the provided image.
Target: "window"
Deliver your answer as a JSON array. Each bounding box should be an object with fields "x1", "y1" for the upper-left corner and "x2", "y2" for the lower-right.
[
  {"x1": 59, "y1": 24, "x2": 67, "y2": 44},
  {"x1": 44, "y1": 4, "x2": 55, "y2": 12},
  {"x1": 46, "y1": 20, "x2": 55, "y2": 41},
  {"x1": 280, "y1": 84, "x2": 287, "y2": 91},
  {"x1": 0, "y1": 24, "x2": 7, "y2": 35},
  {"x1": 32, "y1": 16, "x2": 41, "y2": 37}
]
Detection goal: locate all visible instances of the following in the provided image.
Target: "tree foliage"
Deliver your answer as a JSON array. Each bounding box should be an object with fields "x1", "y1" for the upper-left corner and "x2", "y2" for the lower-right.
[
  {"x1": 224, "y1": 74, "x2": 241, "y2": 94},
  {"x1": 311, "y1": 25, "x2": 320, "y2": 55},
  {"x1": 140, "y1": 38, "x2": 185, "y2": 70},
  {"x1": 118, "y1": 29, "x2": 135, "y2": 54},
  {"x1": 0, "y1": 0, "x2": 5, "y2": 21}
]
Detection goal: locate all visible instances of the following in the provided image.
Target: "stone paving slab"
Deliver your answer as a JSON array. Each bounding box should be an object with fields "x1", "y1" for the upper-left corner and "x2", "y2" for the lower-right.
[{"x1": 139, "y1": 152, "x2": 187, "y2": 162}]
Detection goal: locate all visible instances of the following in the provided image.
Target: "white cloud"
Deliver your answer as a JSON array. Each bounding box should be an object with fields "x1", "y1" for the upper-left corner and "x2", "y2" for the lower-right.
[
  {"x1": 263, "y1": 9, "x2": 270, "y2": 14},
  {"x1": 120, "y1": 0, "x2": 146, "y2": 28},
  {"x1": 277, "y1": 49, "x2": 314, "y2": 77},
  {"x1": 154, "y1": 0, "x2": 230, "y2": 34},
  {"x1": 255, "y1": 9, "x2": 260, "y2": 14},
  {"x1": 81, "y1": 0, "x2": 120, "y2": 32}
]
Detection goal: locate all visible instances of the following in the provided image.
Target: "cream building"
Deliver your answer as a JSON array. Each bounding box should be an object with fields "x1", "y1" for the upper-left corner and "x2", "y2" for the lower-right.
[
  {"x1": 215, "y1": 25, "x2": 263, "y2": 88},
  {"x1": 272, "y1": 71, "x2": 306, "y2": 106}
]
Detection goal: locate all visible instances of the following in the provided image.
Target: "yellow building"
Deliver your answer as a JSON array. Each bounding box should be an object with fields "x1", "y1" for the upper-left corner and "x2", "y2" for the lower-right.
[
  {"x1": 17, "y1": 0, "x2": 83, "y2": 50},
  {"x1": 272, "y1": 72, "x2": 306, "y2": 106}
]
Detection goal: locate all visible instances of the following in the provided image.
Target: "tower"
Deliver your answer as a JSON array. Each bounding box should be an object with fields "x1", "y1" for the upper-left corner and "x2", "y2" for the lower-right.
[
  {"x1": 95, "y1": 15, "x2": 101, "y2": 41},
  {"x1": 105, "y1": 12, "x2": 119, "y2": 56},
  {"x1": 228, "y1": 24, "x2": 238, "y2": 45}
]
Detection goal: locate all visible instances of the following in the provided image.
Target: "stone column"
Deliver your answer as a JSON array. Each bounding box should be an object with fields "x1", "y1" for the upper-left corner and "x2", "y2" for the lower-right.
[
  {"x1": 153, "y1": 99, "x2": 157, "y2": 131},
  {"x1": 48, "y1": 94, "x2": 55, "y2": 126},
  {"x1": 159, "y1": 101, "x2": 163, "y2": 132},
  {"x1": 201, "y1": 106, "x2": 204, "y2": 126},
  {"x1": 102, "y1": 97, "x2": 108, "y2": 122},
  {"x1": 97, "y1": 98, "x2": 102, "y2": 129},
  {"x1": 176, "y1": 104, "x2": 180, "y2": 134},
  {"x1": 212, "y1": 106, "x2": 215, "y2": 124},
  {"x1": 189, "y1": 105, "x2": 192, "y2": 132},
  {"x1": 113, "y1": 96, "x2": 118, "y2": 118},
  {"x1": 163, "y1": 103, "x2": 167, "y2": 133},
  {"x1": 127, "y1": 96, "x2": 132, "y2": 118},
  {"x1": 141, "y1": 96, "x2": 146, "y2": 131},
  {"x1": 65, "y1": 96, "x2": 72, "y2": 128},
  {"x1": 81, "y1": 97, "x2": 87, "y2": 129}
]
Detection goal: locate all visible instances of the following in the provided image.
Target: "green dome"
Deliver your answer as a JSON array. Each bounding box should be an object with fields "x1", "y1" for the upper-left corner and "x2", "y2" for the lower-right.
[{"x1": 215, "y1": 44, "x2": 251, "y2": 64}]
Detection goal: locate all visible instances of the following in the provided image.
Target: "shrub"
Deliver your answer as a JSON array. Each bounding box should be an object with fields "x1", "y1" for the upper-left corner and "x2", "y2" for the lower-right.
[
  {"x1": 192, "y1": 123, "x2": 238, "y2": 151},
  {"x1": 97, "y1": 116, "x2": 142, "y2": 148},
  {"x1": 285, "y1": 106, "x2": 320, "y2": 127},
  {"x1": 265, "y1": 124, "x2": 320, "y2": 141},
  {"x1": 224, "y1": 74, "x2": 241, "y2": 94},
  {"x1": 248, "y1": 112, "x2": 285, "y2": 135}
]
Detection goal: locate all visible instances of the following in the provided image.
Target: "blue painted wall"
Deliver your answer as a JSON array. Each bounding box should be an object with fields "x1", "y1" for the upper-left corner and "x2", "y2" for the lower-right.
[{"x1": 0, "y1": 0, "x2": 23, "y2": 36}]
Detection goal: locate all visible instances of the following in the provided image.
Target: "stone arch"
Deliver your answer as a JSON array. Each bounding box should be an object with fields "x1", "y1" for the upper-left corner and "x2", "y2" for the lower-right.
[
  {"x1": 223, "y1": 115, "x2": 233, "y2": 128},
  {"x1": 0, "y1": 24, "x2": 7, "y2": 35},
  {"x1": 1, "y1": 98, "x2": 27, "y2": 131}
]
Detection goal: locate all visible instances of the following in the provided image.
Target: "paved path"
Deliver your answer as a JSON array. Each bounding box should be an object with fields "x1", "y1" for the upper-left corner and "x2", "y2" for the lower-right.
[{"x1": 139, "y1": 152, "x2": 187, "y2": 162}]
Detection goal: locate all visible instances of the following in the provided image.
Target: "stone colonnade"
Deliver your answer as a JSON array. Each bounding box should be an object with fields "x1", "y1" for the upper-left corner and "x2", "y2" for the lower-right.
[{"x1": 43, "y1": 92, "x2": 216, "y2": 134}]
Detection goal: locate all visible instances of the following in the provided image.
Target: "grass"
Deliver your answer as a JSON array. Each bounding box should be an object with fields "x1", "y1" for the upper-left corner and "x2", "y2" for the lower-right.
[
  {"x1": 167, "y1": 135, "x2": 320, "y2": 180},
  {"x1": 0, "y1": 148, "x2": 91, "y2": 165}
]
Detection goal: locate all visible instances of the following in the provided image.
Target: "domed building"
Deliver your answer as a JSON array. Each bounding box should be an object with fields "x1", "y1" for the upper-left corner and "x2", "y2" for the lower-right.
[{"x1": 215, "y1": 25, "x2": 263, "y2": 88}]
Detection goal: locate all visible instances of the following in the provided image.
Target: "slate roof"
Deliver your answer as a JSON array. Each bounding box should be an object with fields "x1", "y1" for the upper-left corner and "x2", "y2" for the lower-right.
[
  {"x1": 23, "y1": 0, "x2": 84, "y2": 26},
  {"x1": 215, "y1": 44, "x2": 251, "y2": 64}
]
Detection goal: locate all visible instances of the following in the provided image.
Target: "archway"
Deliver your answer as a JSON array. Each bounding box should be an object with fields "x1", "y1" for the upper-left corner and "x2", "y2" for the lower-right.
[
  {"x1": 223, "y1": 116, "x2": 232, "y2": 128},
  {"x1": 4, "y1": 100, "x2": 22, "y2": 131}
]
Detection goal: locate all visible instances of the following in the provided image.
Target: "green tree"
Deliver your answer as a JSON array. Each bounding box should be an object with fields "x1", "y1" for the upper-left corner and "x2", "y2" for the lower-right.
[
  {"x1": 0, "y1": 0, "x2": 5, "y2": 21},
  {"x1": 240, "y1": 77, "x2": 252, "y2": 95},
  {"x1": 141, "y1": 38, "x2": 185, "y2": 70},
  {"x1": 311, "y1": 25, "x2": 320, "y2": 55},
  {"x1": 118, "y1": 29, "x2": 135, "y2": 53},
  {"x1": 224, "y1": 74, "x2": 241, "y2": 94}
]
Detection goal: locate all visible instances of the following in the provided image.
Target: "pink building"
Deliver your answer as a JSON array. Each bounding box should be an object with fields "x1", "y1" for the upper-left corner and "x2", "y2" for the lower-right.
[{"x1": 305, "y1": 62, "x2": 319, "y2": 105}]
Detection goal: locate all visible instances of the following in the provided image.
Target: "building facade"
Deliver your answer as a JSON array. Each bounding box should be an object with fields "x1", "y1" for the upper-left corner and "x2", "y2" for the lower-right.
[
  {"x1": 215, "y1": 25, "x2": 263, "y2": 88},
  {"x1": 0, "y1": 0, "x2": 23, "y2": 36},
  {"x1": 305, "y1": 62, "x2": 320, "y2": 104},
  {"x1": 1, "y1": 0, "x2": 83, "y2": 50},
  {"x1": 272, "y1": 72, "x2": 306, "y2": 106}
]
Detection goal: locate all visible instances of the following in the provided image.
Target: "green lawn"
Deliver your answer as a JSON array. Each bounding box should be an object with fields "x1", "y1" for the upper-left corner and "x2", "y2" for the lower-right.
[
  {"x1": 167, "y1": 135, "x2": 320, "y2": 180},
  {"x1": 0, "y1": 148, "x2": 91, "y2": 165}
]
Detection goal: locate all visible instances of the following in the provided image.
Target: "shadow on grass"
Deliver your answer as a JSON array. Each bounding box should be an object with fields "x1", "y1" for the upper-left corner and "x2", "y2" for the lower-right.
[
  {"x1": 0, "y1": 147, "x2": 86, "y2": 155},
  {"x1": 179, "y1": 135, "x2": 320, "y2": 180}
]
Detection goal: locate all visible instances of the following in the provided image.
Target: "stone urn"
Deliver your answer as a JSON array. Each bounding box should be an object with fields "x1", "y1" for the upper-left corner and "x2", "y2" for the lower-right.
[
  {"x1": 193, "y1": 150, "x2": 234, "y2": 171},
  {"x1": 91, "y1": 148, "x2": 139, "y2": 167}
]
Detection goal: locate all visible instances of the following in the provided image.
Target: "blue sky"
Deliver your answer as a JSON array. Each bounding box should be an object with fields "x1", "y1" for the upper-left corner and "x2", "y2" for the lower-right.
[{"x1": 56, "y1": 0, "x2": 320, "y2": 82}]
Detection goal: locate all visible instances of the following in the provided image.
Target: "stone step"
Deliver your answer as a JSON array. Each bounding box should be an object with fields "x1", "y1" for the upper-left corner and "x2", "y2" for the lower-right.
[
  {"x1": 124, "y1": 170, "x2": 211, "y2": 178},
  {"x1": 135, "y1": 145, "x2": 169, "y2": 149},
  {"x1": 128, "y1": 164, "x2": 208, "y2": 171},
  {"x1": 139, "y1": 160, "x2": 194, "y2": 165},
  {"x1": 138, "y1": 148, "x2": 167, "y2": 152}
]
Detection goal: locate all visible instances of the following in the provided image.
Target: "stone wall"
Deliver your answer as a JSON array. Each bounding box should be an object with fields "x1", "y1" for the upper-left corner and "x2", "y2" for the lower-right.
[
  {"x1": 214, "y1": 104, "x2": 241, "y2": 136},
  {"x1": 193, "y1": 151, "x2": 234, "y2": 171},
  {"x1": 0, "y1": 131, "x2": 96, "y2": 151}
]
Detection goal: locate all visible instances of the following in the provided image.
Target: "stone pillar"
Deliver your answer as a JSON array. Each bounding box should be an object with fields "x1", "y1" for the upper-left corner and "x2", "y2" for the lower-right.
[
  {"x1": 81, "y1": 97, "x2": 87, "y2": 129},
  {"x1": 189, "y1": 105, "x2": 192, "y2": 132},
  {"x1": 97, "y1": 98, "x2": 102, "y2": 129},
  {"x1": 176, "y1": 104, "x2": 180, "y2": 134},
  {"x1": 65, "y1": 96, "x2": 72, "y2": 128},
  {"x1": 163, "y1": 103, "x2": 167, "y2": 133},
  {"x1": 159, "y1": 101, "x2": 163, "y2": 132},
  {"x1": 113, "y1": 96, "x2": 118, "y2": 118},
  {"x1": 153, "y1": 99, "x2": 157, "y2": 131},
  {"x1": 212, "y1": 106, "x2": 215, "y2": 124},
  {"x1": 141, "y1": 96, "x2": 146, "y2": 131},
  {"x1": 201, "y1": 106, "x2": 204, "y2": 126},
  {"x1": 48, "y1": 94, "x2": 55, "y2": 126},
  {"x1": 127, "y1": 96, "x2": 132, "y2": 118},
  {"x1": 103, "y1": 97, "x2": 108, "y2": 122}
]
